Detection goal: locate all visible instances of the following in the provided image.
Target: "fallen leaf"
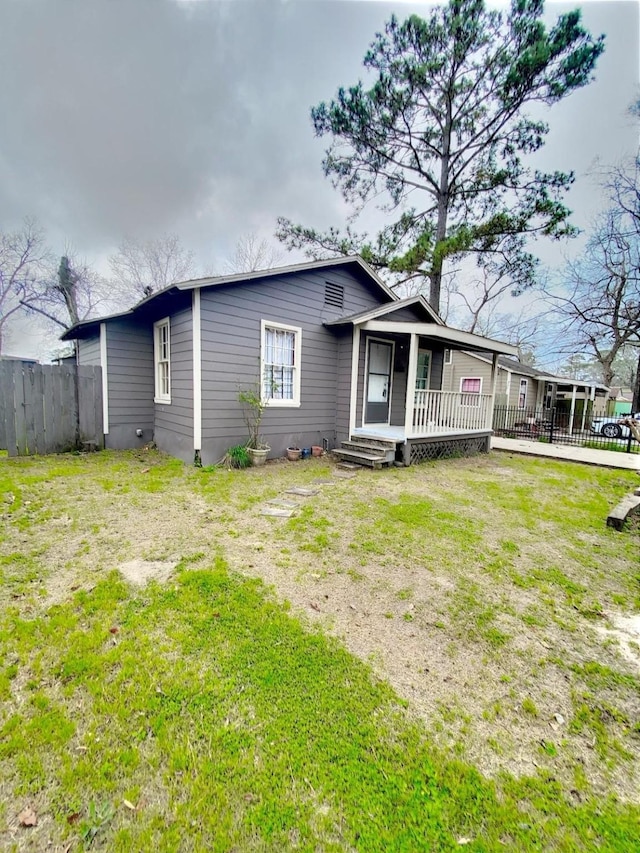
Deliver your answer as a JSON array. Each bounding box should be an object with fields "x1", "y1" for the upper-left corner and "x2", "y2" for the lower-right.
[
  {"x1": 309, "y1": 602, "x2": 320, "y2": 612},
  {"x1": 109, "y1": 626, "x2": 119, "y2": 635},
  {"x1": 141, "y1": 467, "x2": 150, "y2": 474},
  {"x1": 67, "y1": 812, "x2": 81, "y2": 825},
  {"x1": 123, "y1": 799, "x2": 137, "y2": 811},
  {"x1": 18, "y1": 807, "x2": 37, "y2": 827}
]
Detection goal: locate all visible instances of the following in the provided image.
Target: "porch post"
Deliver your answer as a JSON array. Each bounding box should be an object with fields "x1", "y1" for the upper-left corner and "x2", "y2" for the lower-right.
[
  {"x1": 569, "y1": 384, "x2": 577, "y2": 435},
  {"x1": 489, "y1": 352, "x2": 499, "y2": 430},
  {"x1": 404, "y1": 333, "x2": 419, "y2": 438},
  {"x1": 580, "y1": 385, "x2": 592, "y2": 432},
  {"x1": 348, "y1": 325, "x2": 361, "y2": 437}
]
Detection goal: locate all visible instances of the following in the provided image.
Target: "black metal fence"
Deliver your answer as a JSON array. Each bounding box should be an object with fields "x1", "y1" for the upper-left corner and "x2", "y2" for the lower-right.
[{"x1": 492, "y1": 406, "x2": 640, "y2": 455}]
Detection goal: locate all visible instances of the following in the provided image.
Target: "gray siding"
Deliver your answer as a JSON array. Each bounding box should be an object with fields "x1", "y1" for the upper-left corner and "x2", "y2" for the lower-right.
[
  {"x1": 335, "y1": 329, "x2": 352, "y2": 445},
  {"x1": 153, "y1": 299, "x2": 194, "y2": 462},
  {"x1": 199, "y1": 266, "x2": 382, "y2": 463},
  {"x1": 428, "y1": 345, "x2": 444, "y2": 392},
  {"x1": 105, "y1": 319, "x2": 154, "y2": 449},
  {"x1": 383, "y1": 305, "x2": 426, "y2": 322},
  {"x1": 389, "y1": 348, "x2": 408, "y2": 427},
  {"x1": 78, "y1": 336, "x2": 101, "y2": 366}
]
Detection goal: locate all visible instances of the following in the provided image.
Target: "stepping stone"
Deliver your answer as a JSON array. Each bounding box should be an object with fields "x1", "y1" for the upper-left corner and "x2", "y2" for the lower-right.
[
  {"x1": 285, "y1": 487, "x2": 320, "y2": 496},
  {"x1": 337, "y1": 462, "x2": 360, "y2": 470},
  {"x1": 334, "y1": 470, "x2": 357, "y2": 479},
  {"x1": 267, "y1": 499, "x2": 298, "y2": 509},
  {"x1": 313, "y1": 478, "x2": 336, "y2": 485},
  {"x1": 261, "y1": 507, "x2": 296, "y2": 518}
]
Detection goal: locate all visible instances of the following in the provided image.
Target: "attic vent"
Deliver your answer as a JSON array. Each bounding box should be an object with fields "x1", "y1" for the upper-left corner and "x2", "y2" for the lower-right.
[{"x1": 324, "y1": 281, "x2": 344, "y2": 309}]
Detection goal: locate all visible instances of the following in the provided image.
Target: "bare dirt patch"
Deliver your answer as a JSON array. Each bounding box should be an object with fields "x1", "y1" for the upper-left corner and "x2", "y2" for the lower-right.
[{"x1": 118, "y1": 559, "x2": 177, "y2": 586}]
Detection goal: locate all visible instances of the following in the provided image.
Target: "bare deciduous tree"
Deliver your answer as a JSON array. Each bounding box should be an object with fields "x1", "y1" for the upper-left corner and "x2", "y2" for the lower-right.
[
  {"x1": 545, "y1": 207, "x2": 640, "y2": 388},
  {"x1": 21, "y1": 254, "x2": 111, "y2": 332},
  {"x1": 109, "y1": 234, "x2": 197, "y2": 300},
  {"x1": 224, "y1": 234, "x2": 283, "y2": 274},
  {"x1": 0, "y1": 218, "x2": 50, "y2": 353},
  {"x1": 446, "y1": 265, "x2": 548, "y2": 363}
]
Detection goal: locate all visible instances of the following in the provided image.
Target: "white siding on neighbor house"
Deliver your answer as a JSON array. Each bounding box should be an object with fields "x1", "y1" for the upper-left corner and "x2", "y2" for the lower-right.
[
  {"x1": 199, "y1": 266, "x2": 385, "y2": 463},
  {"x1": 442, "y1": 352, "x2": 498, "y2": 396},
  {"x1": 442, "y1": 352, "x2": 543, "y2": 409}
]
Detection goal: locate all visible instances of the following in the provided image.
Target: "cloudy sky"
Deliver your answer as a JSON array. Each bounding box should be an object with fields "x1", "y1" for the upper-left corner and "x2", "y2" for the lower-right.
[{"x1": 1, "y1": 0, "x2": 638, "y2": 358}]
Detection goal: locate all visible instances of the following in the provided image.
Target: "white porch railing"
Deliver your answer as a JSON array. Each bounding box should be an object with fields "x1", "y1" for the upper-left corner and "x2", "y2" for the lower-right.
[{"x1": 411, "y1": 390, "x2": 493, "y2": 436}]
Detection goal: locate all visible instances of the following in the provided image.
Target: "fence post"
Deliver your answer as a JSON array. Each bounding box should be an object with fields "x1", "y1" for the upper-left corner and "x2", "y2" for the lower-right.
[
  {"x1": 626, "y1": 431, "x2": 633, "y2": 454},
  {"x1": 549, "y1": 407, "x2": 556, "y2": 445}
]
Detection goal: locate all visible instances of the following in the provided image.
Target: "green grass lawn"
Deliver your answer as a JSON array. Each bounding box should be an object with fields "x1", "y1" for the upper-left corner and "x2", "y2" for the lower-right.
[{"x1": 1, "y1": 449, "x2": 639, "y2": 851}]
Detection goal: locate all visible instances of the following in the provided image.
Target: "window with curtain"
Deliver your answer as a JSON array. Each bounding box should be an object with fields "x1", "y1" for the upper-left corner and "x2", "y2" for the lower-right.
[
  {"x1": 261, "y1": 321, "x2": 302, "y2": 406},
  {"x1": 460, "y1": 376, "x2": 482, "y2": 407}
]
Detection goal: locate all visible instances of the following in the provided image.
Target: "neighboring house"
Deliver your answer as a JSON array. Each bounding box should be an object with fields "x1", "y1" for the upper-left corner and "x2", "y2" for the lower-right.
[
  {"x1": 607, "y1": 387, "x2": 634, "y2": 416},
  {"x1": 443, "y1": 352, "x2": 609, "y2": 433},
  {"x1": 61, "y1": 256, "x2": 517, "y2": 467}
]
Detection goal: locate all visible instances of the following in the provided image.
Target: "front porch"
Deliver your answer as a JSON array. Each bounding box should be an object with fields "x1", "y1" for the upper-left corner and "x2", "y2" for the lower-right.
[
  {"x1": 352, "y1": 388, "x2": 494, "y2": 441},
  {"x1": 327, "y1": 294, "x2": 518, "y2": 466}
]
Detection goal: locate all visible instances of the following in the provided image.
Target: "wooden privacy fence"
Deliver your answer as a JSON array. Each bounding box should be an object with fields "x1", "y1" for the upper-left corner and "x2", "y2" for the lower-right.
[{"x1": 0, "y1": 360, "x2": 103, "y2": 457}]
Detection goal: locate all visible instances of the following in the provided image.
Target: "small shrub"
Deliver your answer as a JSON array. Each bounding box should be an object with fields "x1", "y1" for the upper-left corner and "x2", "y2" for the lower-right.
[{"x1": 222, "y1": 445, "x2": 252, "y2": 469}]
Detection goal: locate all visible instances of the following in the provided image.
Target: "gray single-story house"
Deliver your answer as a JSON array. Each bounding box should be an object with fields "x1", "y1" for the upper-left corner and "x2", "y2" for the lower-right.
[{"x1": 62, "y1": 256, "x2": 518, "y2": 466}]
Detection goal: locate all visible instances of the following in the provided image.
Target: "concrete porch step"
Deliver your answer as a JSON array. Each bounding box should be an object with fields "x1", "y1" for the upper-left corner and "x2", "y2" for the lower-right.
[{"x1": 332, "y1": 448, "x2": 388, "y2": 469}]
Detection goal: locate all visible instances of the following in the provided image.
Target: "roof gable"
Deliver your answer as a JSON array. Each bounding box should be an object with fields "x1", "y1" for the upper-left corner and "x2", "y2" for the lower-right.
[
  {"x1": 325, "y1": 294, "x2": 443, "y2": 327},
  {"x1": 61, "y1": 255, "x2": 399, "y2": 340}
]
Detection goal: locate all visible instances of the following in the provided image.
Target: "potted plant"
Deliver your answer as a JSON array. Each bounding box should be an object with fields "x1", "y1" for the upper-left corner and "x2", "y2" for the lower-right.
[
  {"x1": 238, "y1": 384, "x2": 270, "y2": 466},
  {"x1": 286, "y1": 437, "x2": 301, "y2": 462}
]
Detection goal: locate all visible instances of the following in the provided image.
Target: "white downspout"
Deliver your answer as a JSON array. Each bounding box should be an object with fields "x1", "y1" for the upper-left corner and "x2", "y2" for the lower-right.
[
  {"x1": 99, "y1": 323, "x2": 109, "y2": 437},
  {"x1": 192, "y1": 288, "x2": 202, "y2": 453}
]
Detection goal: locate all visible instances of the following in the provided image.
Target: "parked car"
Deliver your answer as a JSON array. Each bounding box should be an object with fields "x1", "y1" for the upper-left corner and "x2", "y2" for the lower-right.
[{"x1": 591, "y1": 413, "x2": 640, "y2": 439}]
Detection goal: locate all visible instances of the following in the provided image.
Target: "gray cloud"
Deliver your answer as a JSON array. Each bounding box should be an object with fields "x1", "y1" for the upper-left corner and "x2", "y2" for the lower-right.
[{"x1": 0, "y1": 0, "x2": 637, "y2": 356}]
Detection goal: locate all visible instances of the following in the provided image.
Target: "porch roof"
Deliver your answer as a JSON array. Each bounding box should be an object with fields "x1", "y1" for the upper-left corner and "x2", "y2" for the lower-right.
[
  {"x1": 352, "y1": 319, "x2": 518, "y2": 357},
  {"x1": 324, "y1": 294, "x2": 444, "y2": 326}
]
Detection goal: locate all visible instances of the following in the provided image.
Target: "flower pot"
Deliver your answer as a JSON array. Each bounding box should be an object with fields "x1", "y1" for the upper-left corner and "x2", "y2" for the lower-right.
[
  {"x1": 311, "y1": 445, "x2": 323, "y2": 457},
  {"x1": 286, "y1": 447, "x2": 301, "y2": 462},
  {"x1": 248, "y1": 447, "x2": 269, "y2": 467}
]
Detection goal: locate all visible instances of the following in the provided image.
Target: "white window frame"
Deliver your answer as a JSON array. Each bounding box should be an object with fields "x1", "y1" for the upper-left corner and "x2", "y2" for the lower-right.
[
  {"x1": 261, "y1": 320, "x2": 302, "y2": 408},
  {"x1": 154, "y1": 317, "x2": 171, "y2": 404},
  {"x1": 444, "y1": 349, "x2": 453, "y2": 365},
  {"x1": 415, "y1": 348, "x2": 432, "y2": 391},
  {"x1": 518, "y1": 378, "x2": 528, "y2": 409},
  {"x1": 459, "y1": 376, "x2": 483, "y2": 407}
]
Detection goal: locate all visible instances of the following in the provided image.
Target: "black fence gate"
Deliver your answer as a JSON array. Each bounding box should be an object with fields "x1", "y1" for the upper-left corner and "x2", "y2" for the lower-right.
[{"x1": 492, "y1": 406, "x2": 639, "y2": 455}]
